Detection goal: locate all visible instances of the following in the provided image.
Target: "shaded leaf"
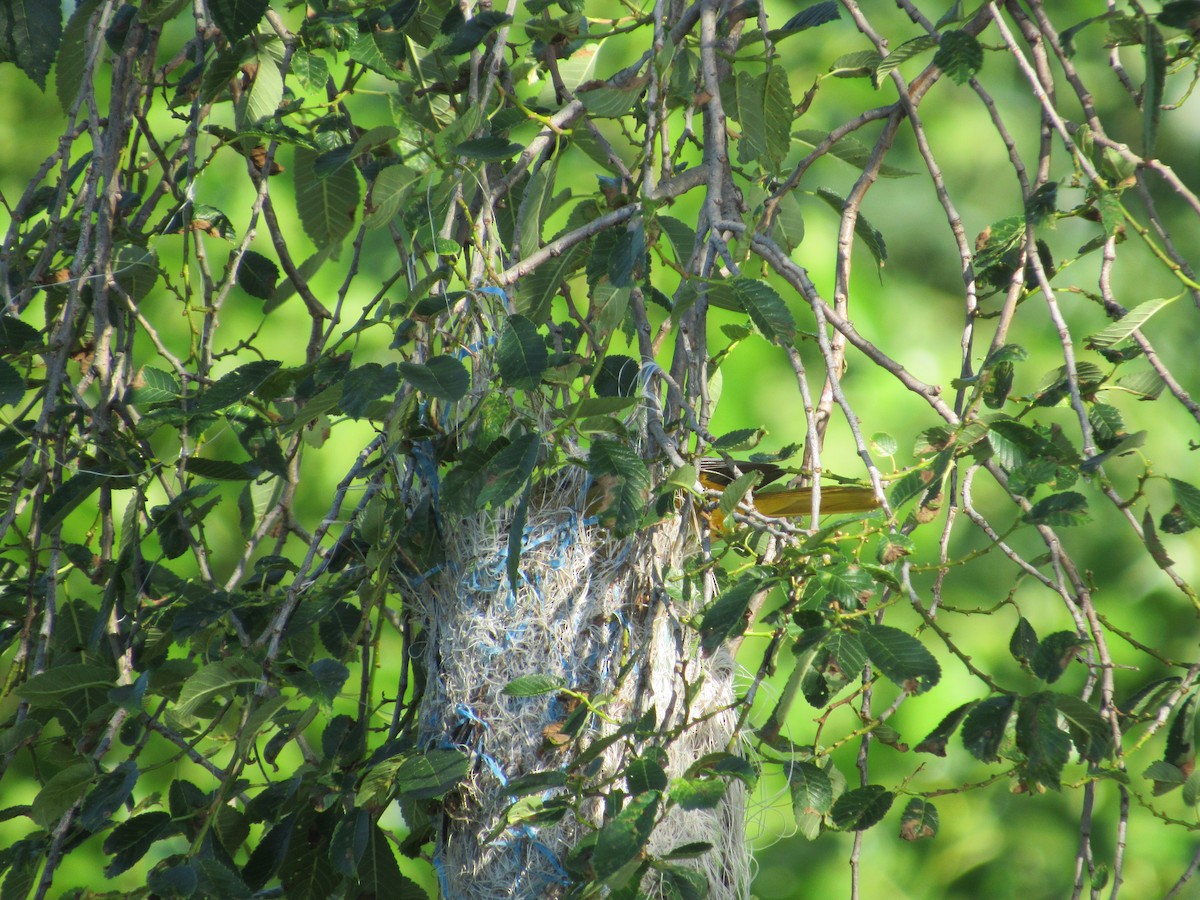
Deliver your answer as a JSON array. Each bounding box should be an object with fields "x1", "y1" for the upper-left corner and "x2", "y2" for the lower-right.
[
  {"x1": 934, "y1": 30, "x2": 983, "y2": 85},
  {"x1": 699, "y1": 575, "x2": 768, "y2": 654},
  {"x1": 1086, "y1": 296, "x2": 1177, "y2": 349},
  {"x1": 1024, "y1": 492, "x2": 1091, "y2": 526},
  {"x1": 861, "y1": 624, "x2": 940, "y2": 693},
  {"x1": 915, "y1": 701, "x2": 977, "y2": 756},
  {"x1": 294, "y1": 145, "x2": 359, "y2": 246},
  {"x1": 498, "y1": 315, "x2": 549, "y2": 389},
  {"x1": 1016, "y1": 692, "x2": 1071, "y2": 790},
  {"x1": 962, "y1": 695, "x2": 1016, "y2": 762},
  {"x1": 830, "y1": 785, "x2": 893, "y2": 831},
  {"x1": 208, "y1": 0, "x2": 269, "y2": 41},
  {"x1": 898, "y1": 798, "x2": 938, "y2": 841},
  {"x1": 397, "y1": 355, "x2": 469, "y2": 401}
]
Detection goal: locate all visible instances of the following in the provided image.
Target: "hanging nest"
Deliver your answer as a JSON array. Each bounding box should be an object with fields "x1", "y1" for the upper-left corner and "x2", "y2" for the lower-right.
[{"x1": 402, "y1": 461, "x2": 752, "y2": 898}]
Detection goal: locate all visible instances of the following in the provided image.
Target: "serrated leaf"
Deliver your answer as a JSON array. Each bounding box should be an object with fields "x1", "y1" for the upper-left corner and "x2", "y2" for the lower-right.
[
  {"x1": 1010, "y1": 616, "x2": 1039, "y2": 669},
  {"x1": 830, "y1": 785, "x2": 893, "y2": 831},
  {"x1": 735, "y1": 67, "x2": 792, "y2": 172},
  {"x1": 669, "y1": 777, "x2": 726, "y2": 810},
  {"x1": 718, "y1": 471, "x2": 762, "y2": 519},
  {"x1": 875, "y1": 35, "x2": 938, "y2": 82},
  {"x1": 1086, "y1": 295, "x2": 1177, "y2": 349},
  {"x1": 774, "y1": 1, "x2": 840, "y2": 37},
  {"x1": 899, "y1": 798, "x2": 938, "y2": 841},
  {"x1": 1016, "y1": 692, "x2": 1071, "y2": 790},
  {"x1": 1054, "y1": 693, "x2": 1112, "y2": 762},
  {"x1": 441, "y1": 9, "x2": 511, "y2": 54},
  {"x1": 503, "y1": 674, "x2": 564, "y2": 697},
  {"x1": 397, "y1": 355, "x2": 469, "y2": 401},
  {"x1": 207, "y1": 0, "x2": 269, "y2": 41},
  {"x1": 794, "y1": 130, "x2": 916, "y2": 178},
  {"x1": 814, "y1": 188, "x2": 886, "y2": 267},
  {"x1": 1032, "y1": 631, "x2": 1085, "y2": 683},
  {"x1": 788, "y1": 761, "x2": 834, "y2": 822},
  {"x1": 586, "y1": 439, "x2": 650, "y2": 536},
  {"x1": 103, "y1": 811, "x2": 176, "y2": 876},
  {"x1": 0, "y1": 0, "x2": 62, "y2": 89},
  {"x1": 186, "y1": 458, "x2": 258, "y2": 480},
  {"x1": 55, "y1": 0, "x2": 100, "y2": 111},
  {"x1": 861, "y1": 624, "x2": 940, "y2": 693},
  {"x1": 364, "y1": 164, "x2": 422, "y2": 229},
  {"x1": 1024, "y1": 491, "x2": 1091, "y2": 526},
  {"x1": 195, "y1": 360, "x2": 281, "y2": 415},
  {"x1": 592, "y1": 792, "x2": 659, "y2": 881},
  {"x1": 962, "y1": 695, "x2": 1015, "y2": 762},
  {"x1": 40, "y1": 472, "x2": 108, "y2": 533},
  {"x1": 31, "y1": 762, "x2": 94, "y2": 829},
  {"x1": 497, "y1": 315, "x2": 549, "y2": 391},
  {"x1": 698, "y1": 575, "x2": 768, "y2": 654},
  {"x1": 730, "y1": 278, "x2": 796, "y2": 344},
  {"x1": 915, "y1": 700, "x2": 977, "y2": 756},
  {"x1": 516, "y1": 158, "x2": 560, "y2": 262},
  {"x1": 235, "y1": 249, "x2": 280, "y2": 299},
  {"x1": 1144, "y1": 22, "x2": 1165, "y2": 156},
  {"x1": 477, "y1": 432, "x2": 540, "y2": 508},
  {"x1": 1165, "y1": 692, "x2": 1197, "y2": 769},
  {"x1": 175, "y1": 658, "x2": 260, "y2": 717},
  {"x1": 934, "y1": 30, "x2": 983, "y2": 85},
  {"x1": 516, "y1": 243, "x2": 580, "y2": 323},
  {"x1": 294, "y1": 145, "x2": 359, "y2": 246}
]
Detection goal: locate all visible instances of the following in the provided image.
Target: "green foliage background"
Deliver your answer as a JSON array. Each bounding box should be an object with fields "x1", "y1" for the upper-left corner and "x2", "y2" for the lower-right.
[{"x1": 2, "y1": 0, "x2": 1200, "y2": 897}]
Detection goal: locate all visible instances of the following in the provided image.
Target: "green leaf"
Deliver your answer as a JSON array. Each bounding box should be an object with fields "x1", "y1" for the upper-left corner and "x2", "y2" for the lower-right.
[
  {"x1": 207, "y1": 0, "x2": 269, "y2": 41},
  {"x1": 668, "y1": 777, "x2": 726, "y2": 810},
  {"x1": 1024, "y1": 491, "x2": 1091, "y2": 526},
  {"x1": 794, "y1": 130, "x2": 916, "y2": 178},
  {"x1": 1169, "y1": 478, "x2": 1200, "y2": 528},
  {"x1": 516, "y1": 158, "x2": 559, "y2": 261},
  {"x1": 0, "y1": 359, "x2": 24, "y2": 406},
  {"x1": 788, "y1": 761, "x2": 834, "y2": 821},
  {"x1": 962, "y1": 695, "x2": 1015, "y2": 762},
  {"x1": 294, "y1": 145, "x2": 359, "y2": 246},
  {"x1": 592, "y1": 792, "x2": 659, "y2": 881},
  {"x1": 814, "y1": 188, "x2": 886, "y2": 267},
  {"x1": 394, "y1": 749, "x2": 469, "y2": 800},
  {"x1": 875, "y1": 35, "x2": 938, "y2": 82},
  {"x1": 629, "y1": 756, "x2": 669, "y2": 794},
  {"x1": 235, "y1": 249, "x2": 280, "y2": 299},
  {"x1": 934, "y1": 30, "x2": 983, "y2": 85},
  {"x1": 718, "y1": 471, "x2": 762, "y2": 519},
  {"x1": 915, "y1": 700, "x2": 977, "y2": 756},
  {"x1": 1032, "y1": 631, "x2": 1085, "y2": 684},
  {"x1": 1010, "y1": 616, "x2": 1039, "y2": 670},
  {"x1": 184, "y1": 460, "x2": 258, "y2": 482},
  {"x1": 40, "y1": 472, "x2": 108, "y2": 533},
  {"x1": 580, "y1": 83, "x2": 644, "y2": 118},
  {"x1": 503, "y1": 674, "x2": 564, "y2": 697},
  {"x1": 441, "y1": 10, "x2": 511, "y2": 54},
  {"x1": 498, "y1": 315, "x2": 549, "y2": 390},
  {"x1": 516, "y1": 243, "x2": 580, "y2": 323},
  {"x1": 735, "y1": 66, "x2": 792, "y2": 171},
  {"x1": 772, "y1": 2, "x2": 840, "y2": 39},
  {"x1": 0, "y1": 314, "x2": 40, "y2": 354},
  {"x1": 830, "y1": 784, "x2": 893, "y2": 831},
  {"x1": 1086, "y1": 295, "x2": 1177, "y2": 349},
  {"x1": 1016, "y1": 692, "x2": 1071, "y2": 790},
  {"x1": 1054, "y1": 693, "x2": 1112, "y2": 762},
  {"x1": 31, "y1": 763, "x2": 94, "y2": 829},
  {"x1": 397, "y1": 355, "x2": 469, "y2": 401},
  {"x1": 55, "y1": 0, "x2": 100, "y2": 111},
  {"x1": 113, "y1": 243, "x2": 160, "y2": 301},
  {"x1": 1165, "y1": 692, "x2": 1197, "y2": 769},
  {"x1": 195, "y1": 360, "x2": 281, "y2": 415},
  {"x1": 699, "y1": 575, "x2": 768, "y2": 654},
  {"x1": 860, "y1": 624, "x2": 940, "y2": 693},
  {"x1": 898, "y1": 798, "x2": 938, "y2": 841},
  {"x1": 364, "y1": 164, "x2": 422, "y2": 229},
  {"x1": 1144, "y1": 21, "x2": 1165, "y2": 157},
  {"x1": 453, "y1": 136, "x2": 524, "y2": 160},
  {"x1": 175, "y1": 658, "x2": 261, "y2": 717},
  {"x1": 240, "y1": 53, "x2": 282, "y2": 126},
  {"x1": 825, "y1": 630, "x2": 868, "y2": 680},
  {"x1": 103, "y1": 812, "x2": 176, "y2": 877},
  {"x1": 0, "y1": 0, "x2": 62, "y2": 89},
  {"x1": 731, "y1": 278, "x2": 796, "y2": 344},
  {"x1": 587, "y1": 439, "x2": 650, "y2": 536},
  {"x1": 476, "y1": 433, "x2": 540, "y2": 509},
  {"x1": 815, "y1": 561, "x2": 874, "y2": 608}
]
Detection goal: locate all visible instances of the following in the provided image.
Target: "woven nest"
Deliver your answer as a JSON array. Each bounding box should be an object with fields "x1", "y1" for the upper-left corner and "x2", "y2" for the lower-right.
[{"x1": 405, "y1": 465, "x2": 751, "y2": 899}]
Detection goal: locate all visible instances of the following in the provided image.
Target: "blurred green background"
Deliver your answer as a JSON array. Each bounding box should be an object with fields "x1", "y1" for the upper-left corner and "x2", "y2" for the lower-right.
[{"x1": 2, "y1": 1, "x2": 1200, "y2": 896}]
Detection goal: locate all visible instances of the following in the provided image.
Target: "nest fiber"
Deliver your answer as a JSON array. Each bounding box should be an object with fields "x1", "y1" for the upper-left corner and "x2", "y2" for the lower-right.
[{"x1": 408, "y1": 468, "x2": 750, "y2": 898}]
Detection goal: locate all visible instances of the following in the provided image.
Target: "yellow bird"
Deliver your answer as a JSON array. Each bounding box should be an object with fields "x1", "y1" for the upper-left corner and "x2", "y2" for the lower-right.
[{"x1": 698, "y1": 459, "x2": 880, "y2": 526}]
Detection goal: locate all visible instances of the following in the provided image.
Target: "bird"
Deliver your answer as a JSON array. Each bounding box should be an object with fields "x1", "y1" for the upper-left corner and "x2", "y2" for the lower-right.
[{"x1": 697, "y1": 458, "x2": 880, "y2": 522}]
